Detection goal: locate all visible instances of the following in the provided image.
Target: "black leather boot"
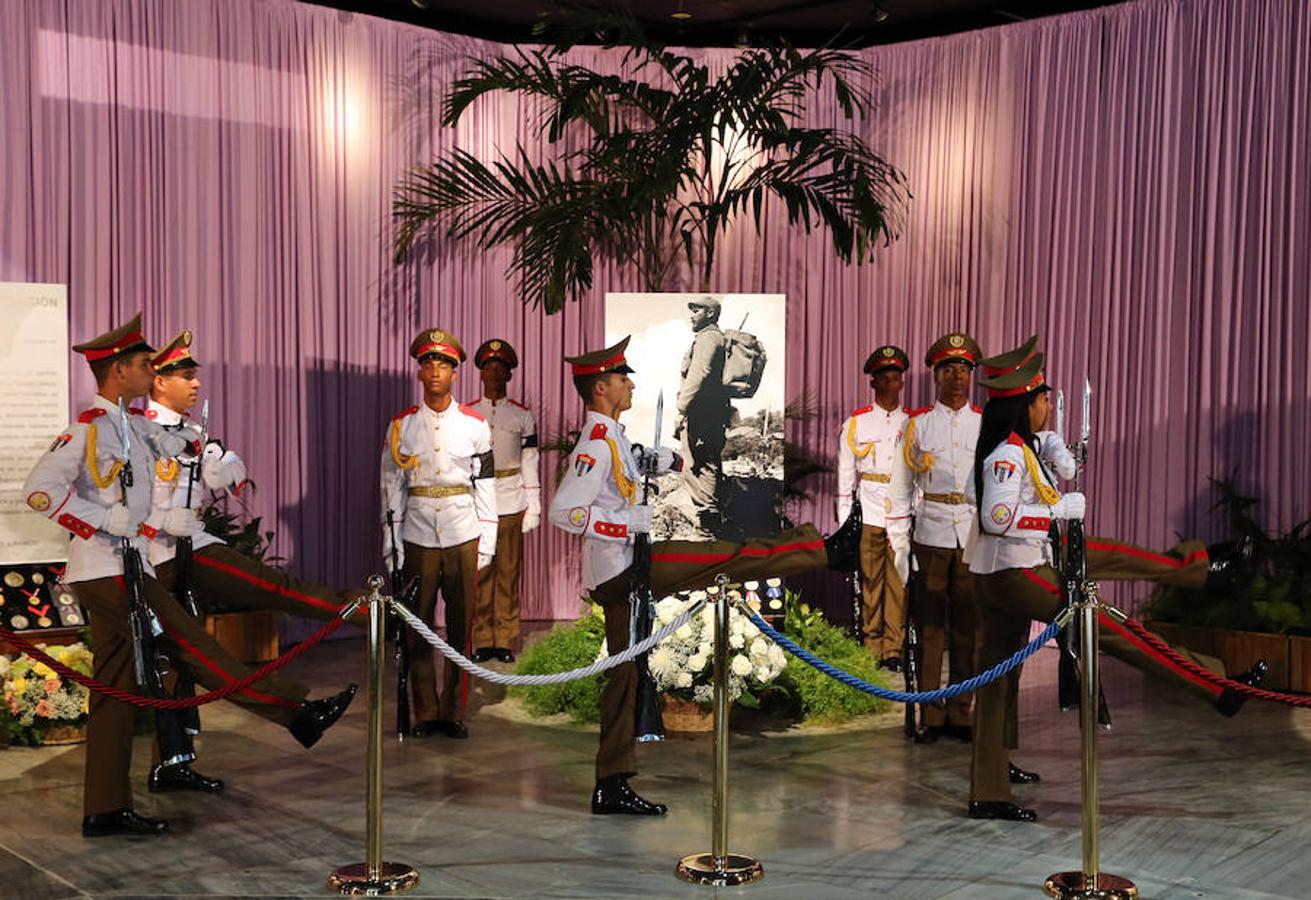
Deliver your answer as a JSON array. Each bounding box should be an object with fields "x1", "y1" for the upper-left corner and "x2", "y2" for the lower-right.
[
  {"x1": 1008, "y1": 762, "x2": 1041, "y2": 784},
  {"x1": 289, "y1": 684, "x2": 358, "y2": 748},
  {"x1": 1215, "y1": 659, "x2": 1267, "y2": 718},
  {"x1": 82, "y1": 806, "x2": 169, "y2": 837},
  {"x1": 968, "y1": 800, "x2": 1037, "y2": 822},
  {"x1": 148, "y1": 763, "x2": 225, "y2": 793},
  {"x1": 824, "y1": 500, "x2": 863, "y2": 571},
  {"x1": 591, "y1": 775, "x2": 668, "y2": 816}
]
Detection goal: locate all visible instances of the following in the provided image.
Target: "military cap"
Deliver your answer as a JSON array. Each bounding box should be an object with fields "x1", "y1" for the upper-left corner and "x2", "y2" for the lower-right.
[
  {"x1": 979, "y1": 349, "x2": 1048, "y2": 399},
  {"x1": 152, "y1": 330, "x2": 200, "y2": 373},
  {"x1": 924, "y1": 332, "x2": 982, "y2": 369},
  {"x1": 565, "y1": 336, "x2": 634, "y2": 376},
  {"x1": 863, "y1": 345, "x2": 909, "y2": 375},
  {"x1": 688, "y1": 295, "x2": 722, "y2": 312},
  {"x1": 72, "y1": 313, "x2": 154, "y2": 362},
  {"x1": 409, "y1": 328, "x2": 466, "y2": 366},
  {"x1": 474, "y1": 338, "x2": 519, "y2": 370},
  {"x1": 980, "y1": 334, "x2": 1039, "y2": 378}
]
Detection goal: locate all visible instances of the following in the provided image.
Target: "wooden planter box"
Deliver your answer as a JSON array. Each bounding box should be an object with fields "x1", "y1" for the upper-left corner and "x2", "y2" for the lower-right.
[
  {"x1": 204, "y1": 611, "x2": 281, "y2": 664},
  {"x1": 1146, "y1": 621, "x2": 1295, "y2": 692}
]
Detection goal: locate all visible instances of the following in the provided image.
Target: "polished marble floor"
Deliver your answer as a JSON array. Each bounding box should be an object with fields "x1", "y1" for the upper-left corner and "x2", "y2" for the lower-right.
[{"x1": 3, "y1": 629, "x2": 1309, "y2": 899}]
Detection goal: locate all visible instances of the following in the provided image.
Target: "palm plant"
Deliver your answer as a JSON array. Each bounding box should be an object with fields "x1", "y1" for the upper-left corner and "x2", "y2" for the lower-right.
[{"x1": 392, "y1": 3, "x2": 909, "y2": 312}]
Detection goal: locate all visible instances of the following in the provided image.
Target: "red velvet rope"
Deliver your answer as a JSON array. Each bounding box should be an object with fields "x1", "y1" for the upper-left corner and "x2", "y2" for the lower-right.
[
  {"x1": 0, "y1": 613, "x2": 348, "y2": 709},
  {"x1": 1120, "y1": 616, "x2": 1311, "y2": 709}
]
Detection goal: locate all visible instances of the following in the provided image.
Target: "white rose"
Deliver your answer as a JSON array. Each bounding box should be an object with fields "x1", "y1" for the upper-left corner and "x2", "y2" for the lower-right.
[
  {"x1": 648, "y1": 647, "x2": 673, "y2": 675},
  {"x1": 730, "y1": 656, "x2": 752, "y2": 677},
  {"x1": 675, "y1": 624, "x2": 694, "y2": 641},
  {"x1": 698, "y1": 641, "x2": 712, "y2": 657},
  {"x1": 655, "y1": 597, "x2": 681, "y2": 624},
  {"x1": 729, "y1": 633, "x2": 745, "y2": 649},
  {"x1": 688, "y1": 654, "x2": 708, "y2": 673},
  {"x1": 769, "y1": 645, "x2": 786, "y2": 668},
  {"x1": 755, "y1": 665, "x2": 772, "y2": 682},
  {"x1": 675, "y1": 671, "x2": 694, "y2": 689},
  {"x1": 750, "y1": 638, "x2": 769, "y2": 659}
]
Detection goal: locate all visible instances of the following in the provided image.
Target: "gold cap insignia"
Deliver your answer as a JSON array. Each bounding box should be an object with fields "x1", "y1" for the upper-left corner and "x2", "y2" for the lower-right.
[{"x1": 949, "y1": 334, "x2": 965, "y2": 348}]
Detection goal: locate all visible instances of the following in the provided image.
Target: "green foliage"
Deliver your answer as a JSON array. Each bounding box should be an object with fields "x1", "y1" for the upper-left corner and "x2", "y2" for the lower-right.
[
  {"x1": 199, "y1": 483, "x2": 282, "y2": 567},
  {"x1": 393, "y1": 2, "x2": 908, "y2": 311},
  {"x1": 771, "y1": 590, "x2": 890, "y2": 723},
  {"x1": 1145, "y1": 476, "x2": 1311, "y2": 634},
  {"x1": 509, "y1": 605, "x2": 607, "y2": 724}
]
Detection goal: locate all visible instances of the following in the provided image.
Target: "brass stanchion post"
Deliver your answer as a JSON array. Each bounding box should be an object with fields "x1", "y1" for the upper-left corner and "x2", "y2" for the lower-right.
[
  {"x1": 330, "y1": 576, "x2": 420, "y2": 895},
  {"x1": 677, "y1": 575, "x2": 764, "y2": 886},
  {"x1": 1045, "y1": 582, "x2": 1137, "y2": 899}
]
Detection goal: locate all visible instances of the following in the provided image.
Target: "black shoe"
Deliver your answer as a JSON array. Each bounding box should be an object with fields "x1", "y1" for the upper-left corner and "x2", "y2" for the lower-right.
[
  {"x1": 1215, "y1": 659, "x2": 1267, "y2": 718},
  {"x1": 1008, "y1": 762, "x2": 1041, "y2": 785},
  {"x1": 824, "y1": 501, "x2": 863, "y2": 571},
  {"x1": 912, "y1": 725, "x2": 940, "y2": 745},
  {"x1": 82, "y1": 807, "x2": 169, "y2": 837},
  {"x1": 289, "y1": 684, "x2": 358, "y2": 748},
  {"x1": 148, "y1": 763, "x2": 225, "y2": 794},
  {"x1": 471, "y1": 647, "x2": 496, "y2": 663},
  {"x1": 494, "y1": 648, "x2": 516, "y2": 663},
  {"x1": 968, "y1": 800, "x2": 1037, "y2": 822},
  {"x1": 1204, "y1": 536, "x2": 1255, "y2": 592},
  {"x1": 940, "y1": 723, "x2": 973, "y2": 743},
  {"x1": 878, "y1": 655, "x2": 904, "y2": 673},
  {"x1": 591, "y1": 775, "x2": 668, "y2": 816},
  {"x1": 442, "y1": 720, "x2": 469, "y2": 739},
  {"x1": 410, "y1": 719, "x2": 444, "y2": 737}
]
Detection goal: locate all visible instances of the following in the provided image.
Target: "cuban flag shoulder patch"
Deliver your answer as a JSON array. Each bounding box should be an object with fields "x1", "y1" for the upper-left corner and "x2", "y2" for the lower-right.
[
  {"x1": 992, "y1": 459, "x2": 1017, "y2": 482},
  {"x1": 574, "y1": 453, "x2": 597, "y2": 476}
]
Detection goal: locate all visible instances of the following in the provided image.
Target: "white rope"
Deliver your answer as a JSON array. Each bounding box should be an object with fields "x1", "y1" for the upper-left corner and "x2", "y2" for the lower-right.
[{"x1": 389, "y1": 597, "x2": 704, "y2": 686}]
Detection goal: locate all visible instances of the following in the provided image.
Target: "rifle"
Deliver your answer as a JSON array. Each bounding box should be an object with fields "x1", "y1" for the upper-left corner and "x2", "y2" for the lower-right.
[
  {"x1": 847, "y1": 498, "x2": 865, "y2": 642},
  {"x1": 629, "y1": 391, "x2": 666, "y2": 743},
  {"x1": 902, "y1": 542, "x2": 922, "y2": 739},
  {"x1": 386, "y1": 509, "x2": 418, "y2": 740},
  {"x1": 168, "y1": 398, "x2": 208, "y2": 734},
  {"x1": 117, "y1": 400, "x2": 195, "y2": 765}
]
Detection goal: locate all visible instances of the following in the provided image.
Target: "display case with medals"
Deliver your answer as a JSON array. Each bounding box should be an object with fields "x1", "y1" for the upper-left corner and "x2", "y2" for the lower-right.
[{"x1": 1, "y1": 563, "x2": 86, "y2": 649}]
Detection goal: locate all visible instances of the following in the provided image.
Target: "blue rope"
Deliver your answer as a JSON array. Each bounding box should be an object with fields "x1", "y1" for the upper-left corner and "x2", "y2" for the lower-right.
[{"x1": 744, "y1": 608, "x2": 1066, "y2": 704}]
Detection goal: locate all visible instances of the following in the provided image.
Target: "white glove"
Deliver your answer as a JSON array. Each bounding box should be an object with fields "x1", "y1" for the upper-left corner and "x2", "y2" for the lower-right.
[
  {"x1": 478, "y1": 552, "x2": 494, "y2": 571},
  {"x1": 1052, "y1": 492, "x2": 1087, "y2": 521},
  {"x1": 382, "y1": 526, "x2": 405, "y2": 572},
  {"x1": 1037, "y1": 431, "x2": 1078, "y2": 480},
  {"x1": 203, "y1": 447, "x2": 247, "y2": 490},
  {"x1": 629, "y1": 504, "x2": 654, "y2": 534},
  {"x1": 163, "y1": 507, "x2": 203, "y2": 537},
  {"x1": 521, "y1": 511, "x2": 541, "y2": 533},
  {"x1": 103, "y1": 503, "x2": 141, "y2": 537}
]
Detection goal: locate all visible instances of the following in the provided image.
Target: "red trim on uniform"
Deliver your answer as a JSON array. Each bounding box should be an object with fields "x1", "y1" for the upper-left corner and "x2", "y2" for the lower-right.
[
  {"x1": 1021, "y1": 569, "x2": 1059, "y2": 593},
  {"x1": 49, "y1": 490, "x2": 72, "y2": 519},
  {"x1": 139, "y1": 524, "x2": 158, "y2": 540},
  {"x1": 457, "y1": 403, "x2": 485, "y2": 421},
  {"x1": 569, "y1": 351, "x2": 626, "y2": 376},
  {"x1": 195, "y1": 553, "x2": 339, "y2": 612},
  {"x1": 670, "y1": 453, "x2": 684, "y2": 472},
  {"x1": 589, "y1": 423, "x2": 608, "y2": 440},
  {"x1": 904, "y1": 405, "x2": 932, "y2": 417},
  {"x1": 651, "y1": 539, "x2": 824, "y2": 564},
  {"x1": 414, "y1": 341, "x2": 461, "y2": 363},
  {"x1": 971, "y1": 404, "x2": 983, "y2": 413},
  {"x1": 1016, "y1": 516, "x2": 1051, "y2": 531},
  {"x1": 987, "y1": 373, "x2": 1046, "y2": 398},
  {"x1": 158, "y1": 617, "x2": 298, "y2": 707},
  {"x1": 851, "y1": 404, "x2": 873, "y2": 417},
  {"x1": 78, "y1": 408, "x2": 108, "y2": 423},
  {"x1": 982, "y1": 352, "x2": 1037, "y2": 378},
  {"x1": 928, "y1": 346, "x2": 979, "y2": 367},
  {"x1": 393, "y1": 405, "x2": 419, "y2": 421},
  {"x1": 1085, "y1": 538, "x2": 1202, "y2": 570},
  {"x1": 594, "y1": 521, "x2": 628, "y2": 539},
  {"x1": 58, "y1": 513, "x2": 95, "y2": 540},
  {"x1": 1098, "y1": 613, "x2": 1223, "y2": 697},
  {"x1": 1006, "y1": 432, "x2": 1025, "y2": 446}
]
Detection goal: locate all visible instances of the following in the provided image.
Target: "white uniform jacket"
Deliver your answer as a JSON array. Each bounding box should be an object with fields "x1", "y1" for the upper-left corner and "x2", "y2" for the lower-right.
[
  {"x1": 548, "y1": 411, "x2": 680, "y2": 591},
  {"x1": 142, "y1": 399, "x2": 228, "y2": 567},
  {"x1": 835, "y1": 403, "x2": 912, "y2": 527},
  {"x1": 380, "y1": 400, "x2": 497, "y2": 556},
  {"x1": 900, "y1": 401, "x2": 981, "y2": 550},
  {"x1": 470, "y1": 396, "x2": 541, "y2": 524},
  {"x1": 968, "y1": 433, "x2": 1062, "y2": 574},
  {"x1": 21, "y1": 395, "x2": 190, "y2": 583}
]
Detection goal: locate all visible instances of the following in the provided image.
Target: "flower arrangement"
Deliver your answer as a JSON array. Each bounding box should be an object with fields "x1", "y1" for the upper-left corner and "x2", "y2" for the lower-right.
[
  {"x1": 643, "y1": 583, "x2": 788, "y2": 708},
  {"x1": 1, "y1": 642, "x2": 92, "y2": 746}
]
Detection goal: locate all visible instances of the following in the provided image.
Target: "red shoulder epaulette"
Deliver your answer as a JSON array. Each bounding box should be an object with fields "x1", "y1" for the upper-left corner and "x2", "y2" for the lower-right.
[
  {"x1": 77, "y1": 408, "x2": 107, "y2": 423},
  {"x1": 509, "y1": 399, "x2": 529, "y2": 410},
  {"x1": 971, "y1": 404, "x2": 983, "y2": 414},
  {"x1": 392, "y1": 405, "x2": 419, "y2": 421},
  {"x1": 590, "y1": 422, "x2": 608, "y2": 440},
  {"x1": 1006, "y1": 432, "x2": 1025, "y2": 446},
  {"x1": 143, "y1": 408, "x2": 158, "y2": 419},
  {"x1": 128, "y1": 407, "x2": 144, "y2": 416},
  {"x1": 850, "y1": 404, "x2": 873, "y2": 418},
  {"x1": 458, "y1": 403, "x2": 485, "y2": 421},
  {"x1": 905, "y1": 405, "x2": 932, "y2": 417}
]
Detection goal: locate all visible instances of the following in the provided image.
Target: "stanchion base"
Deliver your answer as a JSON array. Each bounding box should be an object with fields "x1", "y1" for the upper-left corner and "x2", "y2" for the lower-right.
[
  {"x1": 676, "y1": 852, "x2": 764, "y2": 886},
  {"x1": 1044, "y1": 871, "x2": 1137, "y2": 899},
  {"x1": 329, "y1": 861, "x2": 420, "y2": 895}
]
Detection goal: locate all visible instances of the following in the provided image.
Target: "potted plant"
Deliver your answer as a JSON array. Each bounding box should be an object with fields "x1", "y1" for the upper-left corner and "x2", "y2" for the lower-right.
[
  {"x1": 1144, "y1": 477, "x2": 1311, "y2": 692},
  {"x1": 1, "y1": 642, "x2": 92, "y2": 746},
  {"x1": 391, "y1": 3, "x2": 908, "y2": 309}
]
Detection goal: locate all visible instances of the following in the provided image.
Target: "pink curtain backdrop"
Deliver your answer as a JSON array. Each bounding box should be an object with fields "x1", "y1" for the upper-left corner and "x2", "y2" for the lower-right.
[{"x1": 2, "y1": 0, "x2": 1307, "y2": 624}]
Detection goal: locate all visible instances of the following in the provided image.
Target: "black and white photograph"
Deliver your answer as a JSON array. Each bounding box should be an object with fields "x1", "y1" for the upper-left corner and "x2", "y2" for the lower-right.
[{"x1": 606, "y1": 292, "x2": 784, "y2": 542}]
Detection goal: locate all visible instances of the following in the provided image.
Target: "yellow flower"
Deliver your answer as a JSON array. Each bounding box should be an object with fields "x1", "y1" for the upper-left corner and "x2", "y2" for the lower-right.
[
  {"x1": 12, "y1": 676, "x2": 28, "y2": 695},
  {"x1": 32, "y1": 662, "x2": 55, "y2": 679}
]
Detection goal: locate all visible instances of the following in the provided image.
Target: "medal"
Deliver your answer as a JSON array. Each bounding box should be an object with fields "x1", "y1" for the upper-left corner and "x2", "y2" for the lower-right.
[
  {"x1": 4, "y1": 571, "x2": 23, "y2": 588},
  {"x1": 37, "y1": 616, "x2": 52, "y2": 628},
  {"x1": 10, "y1": 614, "x2": 28, "y2": 629}
]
